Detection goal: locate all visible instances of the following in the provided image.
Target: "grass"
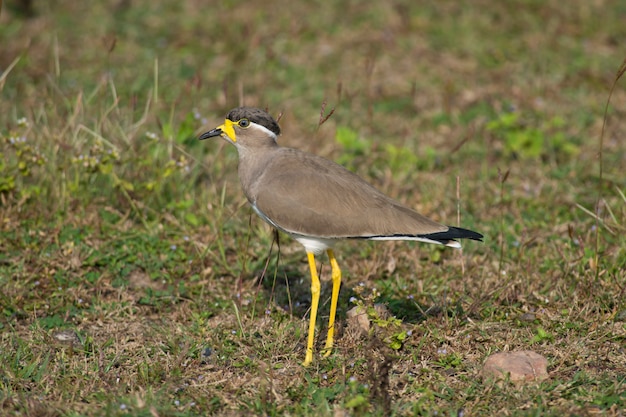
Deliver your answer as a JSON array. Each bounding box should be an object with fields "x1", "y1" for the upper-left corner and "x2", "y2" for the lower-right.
[{"x1": 1, "y1": 0, "x2": 626, "y2": 415}]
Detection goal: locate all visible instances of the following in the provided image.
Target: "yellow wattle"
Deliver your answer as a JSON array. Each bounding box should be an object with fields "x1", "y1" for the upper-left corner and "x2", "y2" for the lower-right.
[{"x1": 219, "y1": 119, "x2": 237, "y2": 142}]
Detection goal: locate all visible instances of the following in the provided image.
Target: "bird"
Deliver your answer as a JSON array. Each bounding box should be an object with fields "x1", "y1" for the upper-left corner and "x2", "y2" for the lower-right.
[{"x1": 199, "y1": 107, "x2": 483, "y2": 366}]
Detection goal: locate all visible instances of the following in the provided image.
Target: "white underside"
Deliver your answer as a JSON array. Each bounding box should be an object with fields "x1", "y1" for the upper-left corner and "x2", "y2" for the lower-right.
[
  {"x1": 368, "y1": 235, "x2": 462, "y2": 248},
  {"x1": 293, "y1": 235, "x2": 336, "y2": 254},
  {"x1": 293, "y1": 235, "x2": 461, "y2": 254}
]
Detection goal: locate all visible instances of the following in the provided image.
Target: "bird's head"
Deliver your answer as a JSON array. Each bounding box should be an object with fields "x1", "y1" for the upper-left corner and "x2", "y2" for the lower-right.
[{"x1": 199, "y1": 107, "x2": 281, "y2": 148}]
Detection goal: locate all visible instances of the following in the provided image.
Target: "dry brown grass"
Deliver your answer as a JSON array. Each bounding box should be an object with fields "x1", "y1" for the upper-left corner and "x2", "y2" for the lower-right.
[{"x1": 1, "y1": 0, "x2": 626, "y2": 415}]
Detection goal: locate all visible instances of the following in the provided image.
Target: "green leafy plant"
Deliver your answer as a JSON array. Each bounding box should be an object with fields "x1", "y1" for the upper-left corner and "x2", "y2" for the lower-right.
[
  {"x1": 335, "y1": 126, "x2": 370, "y2": 167},
  {"x1": 0, "y1": 119, "x2": 46, "y2": 199},
  {"x1": 530, "y1": 327, "x2": 554, "y2": 344},
  {"x1": 351, "y1": 284, "x2": 408, "y2": 351},
  {"x1": 487, "y1": 111, "x2": 580, "y2": 160},
  {"x1": 434, "y1": 352, "x2": 463, "y2": 370}
]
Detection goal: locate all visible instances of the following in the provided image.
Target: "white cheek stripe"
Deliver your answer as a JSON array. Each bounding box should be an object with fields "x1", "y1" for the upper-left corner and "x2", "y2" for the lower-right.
[{"x1": 250, "y1": 122, "x2": 278, "y2": 141}]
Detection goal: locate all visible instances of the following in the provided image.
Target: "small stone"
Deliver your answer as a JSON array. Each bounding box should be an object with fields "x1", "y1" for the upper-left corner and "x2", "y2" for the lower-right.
[
  {"x1": 51, "y1": 330, "x2": 82, "y2": 347},
  {"x1": 518, "y1": 313, "x2": 536, "y2": 322},
  {"x1": 482, "y1": 351, "x2": 548, "y2": 384},
  {"x1": 200, "y1": 347, "x2": 213, "y2": 363},
  {"x1": 333, "y1": 406, "x2": 350, "y2": 417},
  {"x1": 346, "y1": 304, "x2": 391, "y2": 337},
  {"x1": 346, "y1": 306, "x2": 370, "y2": 336}
]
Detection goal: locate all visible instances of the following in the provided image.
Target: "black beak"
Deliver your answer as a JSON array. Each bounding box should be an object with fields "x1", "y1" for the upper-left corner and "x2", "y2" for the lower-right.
[{"x1": 199, "y1": 128, "x2": 223, "y2": 140}]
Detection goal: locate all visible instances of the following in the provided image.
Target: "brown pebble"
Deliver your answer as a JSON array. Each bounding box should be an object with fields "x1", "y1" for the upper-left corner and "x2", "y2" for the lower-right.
[
  {"x1": 518, "y1": 312, "x2": 536, "y2": 322},
  {"x1": 51, "y1": 329, "x2": 82, "y2": 347},
  {"x1": 346, "y1": 306, "x2": 370, "y2": 336},
  {"x1": 346, "y1": 304, "x2": 391, "y2": 337},
  {"x1": 482, "y1": 350, "x2": 548, "y2": 384}
]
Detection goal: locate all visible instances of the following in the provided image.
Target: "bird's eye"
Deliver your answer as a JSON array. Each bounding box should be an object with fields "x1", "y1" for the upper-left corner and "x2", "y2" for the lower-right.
[{"x1": 238, "y1": 118, "x2": 250, "y2": 128}]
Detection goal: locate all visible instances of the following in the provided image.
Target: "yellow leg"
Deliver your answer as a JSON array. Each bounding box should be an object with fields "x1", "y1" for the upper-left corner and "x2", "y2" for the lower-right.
[
  {"x1": 303, "y1": 252, "x2": 320, "y2": 367},
  {"x1": 323, "y1": 249, "x2": 342, "y2": 357}
]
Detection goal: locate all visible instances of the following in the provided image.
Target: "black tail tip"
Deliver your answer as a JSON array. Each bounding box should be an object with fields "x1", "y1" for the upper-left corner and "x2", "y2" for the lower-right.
[
  {"x1": 450, "y1": 226, "x2": 483, "y2": 242},
  {"x1": 423, "y1": 226, "x2": 483, "y2": 244}
]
